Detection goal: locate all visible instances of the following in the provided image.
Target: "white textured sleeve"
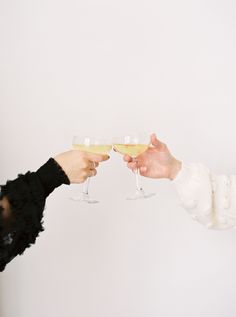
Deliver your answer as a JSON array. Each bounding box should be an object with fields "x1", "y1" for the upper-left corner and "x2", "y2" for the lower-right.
[{"x1": 172, "y1": 163, "x2": 236, "y2": 230}]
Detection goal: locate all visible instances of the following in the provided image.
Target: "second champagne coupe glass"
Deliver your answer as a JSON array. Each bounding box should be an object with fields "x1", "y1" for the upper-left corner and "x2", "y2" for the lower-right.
[
  {"x1": 113, "y1": 135, "x2": 156, "y2": 200},
  {"x1": 71, "y1": 136, "x2": 112, "y2": 203}
]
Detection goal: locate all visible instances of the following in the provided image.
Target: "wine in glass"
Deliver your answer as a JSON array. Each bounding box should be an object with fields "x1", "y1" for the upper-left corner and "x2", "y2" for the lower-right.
[
  {"x1": 71, "y1": 136, "x2": 112, "y2": 203},
  {"x1": 113, "y1": 135, "x2": 155, "y2": 200}
]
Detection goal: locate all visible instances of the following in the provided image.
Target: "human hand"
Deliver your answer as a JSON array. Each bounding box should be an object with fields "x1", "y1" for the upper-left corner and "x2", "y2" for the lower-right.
[
  {"x1": 123, "y1": 134, "x2": 182, "y2": 180},
  {"x1": 54, "y1": 150, "x2": 109, "y2": 184}
]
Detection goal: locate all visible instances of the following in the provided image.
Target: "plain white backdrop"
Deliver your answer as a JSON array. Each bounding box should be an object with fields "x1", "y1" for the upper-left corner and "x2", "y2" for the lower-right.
[{"x1": 1, "y1": 0, "x2": 236, "y2": 316}]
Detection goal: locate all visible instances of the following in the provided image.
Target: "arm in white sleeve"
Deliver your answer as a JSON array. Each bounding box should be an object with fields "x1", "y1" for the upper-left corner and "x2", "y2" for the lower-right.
[{"x1": 172, "y1": 163, "x2": 236, "y2": 230}]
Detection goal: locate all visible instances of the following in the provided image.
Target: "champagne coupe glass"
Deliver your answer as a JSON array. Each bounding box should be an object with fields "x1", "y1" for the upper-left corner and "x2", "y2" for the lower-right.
[
  {"x1": 113, "y1": 134, "x2": 156, "y2": 200},
  {"x1": 71, "y1": 136, "x2": 112, "y2": 203}
]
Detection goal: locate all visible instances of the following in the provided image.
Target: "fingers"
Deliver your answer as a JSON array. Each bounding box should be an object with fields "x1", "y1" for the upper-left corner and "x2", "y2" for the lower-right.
[
  {"x1": 87, "y1": 169, "x2": 97, "y2": 177},
  {"x1": 88, "y1": 161, "x2": 99, "y2": 169},
  {"x1": 123, "y1": 154, "x2": 133, "y2": 162},
  {"x1": 127, "y1": 164, "x2": 148, "y2": 176},
  {"x1": 86, "y1": 152, "x2": 110, "y2": 163},
  {"x1": 139, "y1": 166, "x2": 147, "y2": 174},
  {"x1": 127, "y1": 161, "x2": 148, "y2": 174},
  {"x1": 127, "y1": 162, "x2": 138, "y2": 170}
]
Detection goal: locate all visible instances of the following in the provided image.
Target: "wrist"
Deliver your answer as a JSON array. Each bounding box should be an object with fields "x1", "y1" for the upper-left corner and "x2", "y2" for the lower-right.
[
  {"x1": 168, "y1": 159, "x2": 182, "y2": 180},
  {"x1": 36, "y1": 158, "x2": 70, "y2": 198}
]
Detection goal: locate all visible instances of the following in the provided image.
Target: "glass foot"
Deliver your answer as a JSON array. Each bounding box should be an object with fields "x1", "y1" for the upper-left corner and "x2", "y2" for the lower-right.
[
  {"x1": 70, "y1": 193, "x2": 99, "y2": 204},
  {"x1": 127, "y1": 189, "x2": 156, "y2": 200}
]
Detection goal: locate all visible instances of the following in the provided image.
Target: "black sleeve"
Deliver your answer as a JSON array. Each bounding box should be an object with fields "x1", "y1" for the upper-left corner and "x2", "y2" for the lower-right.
[{"x1": 0, "y1": 158, "x2": 70, "y2": 272}]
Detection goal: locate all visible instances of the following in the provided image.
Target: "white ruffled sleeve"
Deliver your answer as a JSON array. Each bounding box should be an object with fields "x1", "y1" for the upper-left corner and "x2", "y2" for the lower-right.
[{"x1": 172, "y1": 163, "x2": 236, "y2": 230}]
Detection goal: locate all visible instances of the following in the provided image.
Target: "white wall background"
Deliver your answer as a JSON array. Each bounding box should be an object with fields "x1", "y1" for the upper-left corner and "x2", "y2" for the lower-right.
[{"x1": 1, "y1": 0, "x2": 236, "y2": 316}]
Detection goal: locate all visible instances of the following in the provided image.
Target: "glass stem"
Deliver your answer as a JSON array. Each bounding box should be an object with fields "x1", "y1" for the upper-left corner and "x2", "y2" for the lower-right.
[
  {"x1": 135, "y1": 168, "x2": 143, "y2": 192},
  {"x1": 82, "y1": 161, "x2": 95, "y2": 195},
  {"x1": 82, "y1": 177, "x2": 90, "y2": 195}
]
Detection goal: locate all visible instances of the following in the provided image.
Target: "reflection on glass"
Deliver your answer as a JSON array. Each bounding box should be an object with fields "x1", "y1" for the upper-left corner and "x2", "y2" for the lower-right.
[{"x1": 113, "y1": 135, "x2": 155, "y2": 200}]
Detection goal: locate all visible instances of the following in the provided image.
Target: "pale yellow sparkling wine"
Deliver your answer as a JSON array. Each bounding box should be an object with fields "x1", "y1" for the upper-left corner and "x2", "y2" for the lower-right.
[
  {"x1": 114, "y1": 144, "x2": 149, "y2": 157},
  {"x1": 73, "y1": 144, "x2": 112, "y2": 155}
]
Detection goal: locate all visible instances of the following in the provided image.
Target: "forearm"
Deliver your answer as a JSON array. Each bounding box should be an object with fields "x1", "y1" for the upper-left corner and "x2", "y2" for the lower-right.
[
  {"x1": 172, "y1": 163, "x2": 236, "y2": 230},
  {"x1": 0, "y1": 158, "x2": 69, "y2": 272}
]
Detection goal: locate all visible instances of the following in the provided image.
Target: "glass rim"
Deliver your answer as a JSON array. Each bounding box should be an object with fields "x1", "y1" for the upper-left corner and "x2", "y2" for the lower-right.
[{"x1": 72, "y1": 136, "x2": 113, "y2": 145}]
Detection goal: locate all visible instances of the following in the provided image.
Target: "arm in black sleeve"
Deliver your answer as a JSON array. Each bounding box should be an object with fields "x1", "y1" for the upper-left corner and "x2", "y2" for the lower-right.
[{"x1": 0, "y1": 158, "x2": 70, "y2": 272}]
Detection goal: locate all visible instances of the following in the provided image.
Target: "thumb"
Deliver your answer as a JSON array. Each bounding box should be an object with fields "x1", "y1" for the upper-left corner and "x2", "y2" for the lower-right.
[{"x1": 150, "y1": 133, "x2": 162, "y2": 148}]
